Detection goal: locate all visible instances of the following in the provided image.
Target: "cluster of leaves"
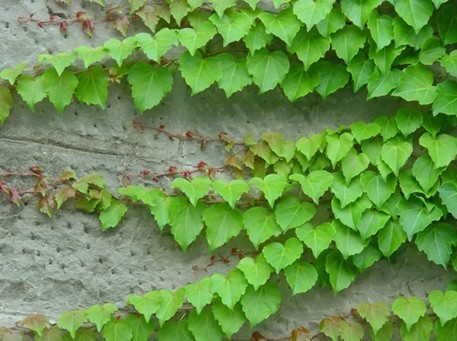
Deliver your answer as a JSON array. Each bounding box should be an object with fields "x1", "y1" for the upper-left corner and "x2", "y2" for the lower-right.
[
  {"x1": 4, "y1": 108, "x2": 457, "y2": 283},
  {"x1": 2, "y1": 0, "x2": 457, "y2": 124},
  {"x1": 7, "y1": 289, "x2": 457, "y2": 340}
]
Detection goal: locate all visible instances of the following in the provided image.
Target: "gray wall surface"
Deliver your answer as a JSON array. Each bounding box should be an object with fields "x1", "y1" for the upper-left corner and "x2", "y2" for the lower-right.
[{"x1": 0, "y1": 1, "x2": 454, "y2": 339}]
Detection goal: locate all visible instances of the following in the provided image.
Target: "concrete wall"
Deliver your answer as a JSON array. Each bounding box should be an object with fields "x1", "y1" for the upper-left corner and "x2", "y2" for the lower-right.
[{"x1": 0, "y1": 1, "x2": 454, "y2": 339}]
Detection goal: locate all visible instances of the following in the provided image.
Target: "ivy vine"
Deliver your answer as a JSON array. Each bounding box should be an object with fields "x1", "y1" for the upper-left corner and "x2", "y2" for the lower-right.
[{"x1": 2, "y1": 0, "x2": 457, "y2": 340}]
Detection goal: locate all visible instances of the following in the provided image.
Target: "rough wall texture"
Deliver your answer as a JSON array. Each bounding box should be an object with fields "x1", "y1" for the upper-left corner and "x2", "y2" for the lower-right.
[{"x1": 0, "y1": 1, "x2": 454, "y2": 339}]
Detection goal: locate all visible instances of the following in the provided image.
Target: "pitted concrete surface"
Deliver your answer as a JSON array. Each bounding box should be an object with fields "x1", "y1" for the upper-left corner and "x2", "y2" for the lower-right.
[{"x1": 0, "y1": 0, "x2": 454, "y2": 339}]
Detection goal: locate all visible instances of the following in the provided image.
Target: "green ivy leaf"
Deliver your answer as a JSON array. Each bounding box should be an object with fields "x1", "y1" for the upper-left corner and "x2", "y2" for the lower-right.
[
  {"x1": 246, "y1": 49, "x2": 290, "y2": 94},
  {"x1": 249, "y1": 174, "x2": 287, "y2": 207},
  {"x1": 416, "y1": 223, "x2": 457, "y2": 267},
  {"x1": 75, "y1": 67, "x2": 109, "y2": 109},
  {"x1": 436, "y1": 319, "x2": 457, "y2": 341},
  {"x1": 393, "y1": 17, "x2": 433, "y2": 48},
  {"x1": 243, "y1": 23, "x2": 273, "y2": 54},
  {"x1": 392, "y1": 65, "x2": 437, "y2": 105},
  {"x1": 367, "y1": 69, "x2": 401, "y2": 99},
  {"x1": 412, "y1": 155, "x2": 442, "y2": 193},
  {"x1": 262, "y1": 237, "x2": 304, "y2": 273},
  {"x1": 420, "y1": 37, "x2": 445, "y2": 65},
  {"x1": 393, "y1": 0, "x2": 434, "y2": 33},
  {"x1": 203, "y1": 203, "x2": 243, "y2": 251},
  {"x1": 18, "y1": 314, "x2": 49, "y2": 337},
  {"x1": 441, "y1": 51, "x2": 457, "y2": 77},
  {"x1": 178, "y1": 22, "x2": 217, "y2": 56},
  {"x1": 16, "y1": 75, "x2": 46, "y2": 112},
  {"x1": 169, "y1": 0, "x2": 190, "y2": 24},
  {"x1": 0, "y1": 86, "x2": 13, "y2": 124},
  {"x1": 215, "y1": 54, "x2": 252, "y2": 97},
  {"x1": 367, "y1": 13, "x2": 394, "y2": 50},
  {"x1": 288, "y1": 29, "x2": 330, "y2": 71},
  {"x1": 357, "y1": 301, "x2": 389, "y2": 334},
  {"x1": 293, "y1": 0, "x2": 335, "y2": 31},
  {"x1": 237, "y1": 254, "x2": 273, "y2": 290},
  {"x1": 320, "y1": 316, "x2": 345, "y2": 341},
  {"x1": 360, "y1": 171, "x2": 396, "y2": 208},
  {"x1": 244, "y1": 0, "x2": 260, "y2": 10},
  {"x1": 274, "y1": 197, "x2": 316, "y2": 232},
  {"x1": 135, "y1": 29, "x2": 178, "y2": 62},
  {"x1": 41, "y1": 68, "x2": 78, "y2": 113},
  {"x1": 332, "y1": 195, "x2": 372, "y2": 230},
  {"x1": 333, "y1": 221, "x2": 366, "y2": 259},
  {"x1": 243, "y1": 206, "x2": 282, "y2": 249},
  {"x1": 259, "y1": 8, "x2": 301, "y2": 46},
  {"x1": 127, "y1": 63, "x2": 173, "y2": 112},
  {"x1": 326, "y1": 132, "x2": 354, "y2": 168},
  {"x1": 212, "y1": 179, "x2": 249, "y2": 209},
  {"x1": 210, "y1": 269, "x2": 248, "y2": 309},
  {"x1": 168, "y1": 197, "x2": 205, "y2": 251},
  {"x1": 0, "y1": 62, "x2": 27, "y2": 85},
  {"x1": 399, "y1": 169, "x2": 424, "y2": 199},
  {"x1": 129, "y1": 0, "x2": 146, "y2": 13},
  {"x1": 351, "y1": 122, "x2": 381, "y2": 144},
  {"x1": 296, "y1": 222, "x2": 335, "y2": 258},
  {"x1": 103, "y1": 37, "x2": 136, "y2": 66},
  {"x1": 331, "y1": 25, "x2": 366, "y2": 63},
  {"x1": 398, "y1": 197, "x2": 442, "y2": 241},
  {"x1": 281, "y1": 62, "x2": 320, "y2": 101},
  {"x1": 375, "y1": 115, "x2": 399, "y2": 141},
  {"x1": 158, "y1": 320, "x2": 194, "y2": 341},
  {"x1": 56, "y1": 310, "x2": 87, "y2": 339},
  {"x1": 433, "y1": 80, "x2": 457, "y2": 116},
  {"x1": 439, "y1": 181, "x2": 457, "y2": 218},
  {"x1": 340, "y1": 320, "x2": 365, "y2": 341},
  {"x1": 351, "y1": 245, "x2": 382, "y2": 272},
  {"x1": 419, "y1": 132, "x2": 457, "y2": 168},
  {"x1": 102, "y1": 318, "x2": 133, "y2": 341},
  {"x1": 179, "y1": 51, "x2": 221, "y2": 95},
  {"x1": 39, "y1": 52, "x2": 76, "y2": 76},
  {"x1": 315, "y1": 61, "x2": 350, "y2": 98},
  {"x1": 124, "y1": 314, "x2": 154, "y2": 341},
  {"x1": 392, "y1": 296, "x2": 427, "y2": 331},
  {"x1": 296, "y1": 132, "x2": 326, "y2": 160},
  {"x1": 127, "y1": 292, "x2": 161, "y2": 323},
  {"x1": 155, "y1": 289, "x2": 185, "y2": 326},
  {"x1": 99, "y1": 200, "x2": 128, "y2": 231},
  {"x1": 74, "y1": 46, "x2": 106, "y2": 69},
  {"x1": 437, "y1": 2, "x2": 457, "y2": 45},
  {"x1": 325, "y1": 250, "x2": 358, "y2": 293},
  {"x1": 210, "y1": 9, "x2": 254, "y2": 46},
  {"x1": 172, "y1": 176, "x2": 211, "y2": 206},
  {"x1": 211, "y1": 302, "x2": 246, "y2": 339},
  {"x1": 331, "y1": 173, "x2": 364, "y2": 208},
  {"x1": 86, "y1": 304, "x2": 117, "y2": 332},
  {"x1": 261, "y1": 132, "x2": 296, "y2": 162},
  {"x1": 401, "y1": 316, "x2": 434, "y2": 341},
  {"x1": 429, "y1": 290, "x2": 457, "y2": 326},
  {"x1": 357, "y1": 209, "x2": 390, "y2": 240},
  {"x1": 290, "y1": 170, "x2": 333, "y2": 204},
  {"x1": 394, "y1": 108, "x2": 423, "y2": 137},
  {"x1": 316, "y1": 7, "x2": 346, "y2": 37},
  {"x1": 341, "y1": 0, "x2": 382, "y2": 27},
  {"x1": 284, "y1": 261, "x2": 318, "y2": 295},
  {"x1": 341, "y1": 149, "x2": 370, "y2": 183},
  {"x1": 377, "y1": 220, "x2": 406, "y2": 257},
  {"x1": 380, "y1": 137, "x2": 412, "y2": 176},
  {"x1": 347, "y1": 53, "x2": 375, "y2": 92},
  {"x1": 210, "y1": 0, "x2": 235, "y2": 17},
  {"x1": 240, "y1": 284, "x2": 281, "y2": 328},
  {"x1": 185, "y1": 277, "x2": 213, "y2": 314}
]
